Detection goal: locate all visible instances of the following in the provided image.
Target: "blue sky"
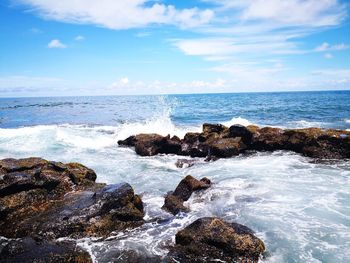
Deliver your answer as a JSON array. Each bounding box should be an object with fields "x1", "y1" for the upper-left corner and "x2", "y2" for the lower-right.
[{"x1": 0, "y1": 0, "x2": 350, "y2": 97}]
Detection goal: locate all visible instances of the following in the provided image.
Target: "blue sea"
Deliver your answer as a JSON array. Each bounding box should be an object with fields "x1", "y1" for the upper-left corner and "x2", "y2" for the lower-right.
[{"x1": 1, "y1": 91, "x2": 350, "y2": 262}]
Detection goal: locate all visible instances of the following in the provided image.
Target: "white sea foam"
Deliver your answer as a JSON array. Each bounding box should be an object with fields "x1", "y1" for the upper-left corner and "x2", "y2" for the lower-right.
[
  {"x1": 221, "y1": 117, "x2": 253, "y2": 127},
  {"x1": 114, "y1": 108, "x2": 199, "y2": 140},
  {"x1": 344, "y1": 118, "x2": 350, "y2": 123},
  {"x1": 0, "y1": 117, "x2": 350, "y2": 262},
  {"x1": 287, "y1": 120, "x2": 324, "y2": 128}
]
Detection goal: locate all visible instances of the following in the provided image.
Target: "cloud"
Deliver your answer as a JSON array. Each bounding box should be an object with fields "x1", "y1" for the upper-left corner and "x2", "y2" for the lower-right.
[
  {"x1": 173, "y1": 37, "x2": 300, "y2": 59},
  {"x1": 315, "y1": 42, "x2": 349, "y2": 52},
  {"x1": 324, "y1": 53, "x2": 333, "y2": 59},
  {"x1": 15, "y1": 0, "x2": 214, "y2": 30},
  {"x1": 48, "y1": 39, "x2": 67, "y2": 48},
  {"x1": 120, "y1": 77, "x2": 129, "y2": 85},
  {"x1": 240, "y1": 0, "x2": 345, "y2": 27},
  {"x1": 172, "y1": 0, "x2": 347, "y2": 63},
  {"x1": 74, "y1": 35, "x2": 85, "y2": 41}
]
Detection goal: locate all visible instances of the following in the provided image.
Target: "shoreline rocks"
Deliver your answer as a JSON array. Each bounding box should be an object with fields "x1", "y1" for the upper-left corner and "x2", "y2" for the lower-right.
[
  {"x1": 0, "y1": 158, "x2": 145, "y2": 262},
  {"x1": 118, "y1": 123, "x2": 350, "y2": 160},
  {"x1": 168, "y1": 217, "x2": 265, "y2": 263},
  {"x1": 0, "y1": 159, "x2": 266, "y2": 263},
  {"x1": 0, "y1": 158, "x2": 144, "y2": 240},
  {"x1": 0, "y1": 237, "x2": 92, "y2": 263},
  {"x1": 162, "y1": 175, "x2": 211, "y2": 215}
]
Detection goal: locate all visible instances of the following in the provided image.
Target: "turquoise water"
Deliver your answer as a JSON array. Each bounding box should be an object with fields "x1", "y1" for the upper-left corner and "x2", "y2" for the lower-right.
[{"x1": 0, "y1": 91, "x2": 350, "y2": 262}]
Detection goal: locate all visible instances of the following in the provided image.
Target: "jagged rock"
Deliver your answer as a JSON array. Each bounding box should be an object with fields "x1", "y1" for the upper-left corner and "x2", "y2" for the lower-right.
[
  {"x1": 202, "y1": 123, "x2": 228, "y2": 134},
  {"x1": 168, "y1": 217, "x2": 265, "y2": 263},
  {"x1": 118, "y1": 123, "x2": 350, "y2": 160},
  {"x1": 229, "y1": 124, "x2": 254, "y2": 144},
  {"x1": 162, "y1": 175, "x2": 211, "y2": 215},
  {"x1": 207, "y1": 137, "x2": 246, "y2": 158},
  {"x1": 0, "y1": 158, "x2": 144, "y2": 239},
  {"x1": 0, "y1": 237, "x2": 92, "y2": 263},
  {"x1": 118, "y1": 134, "x2": 181, "y2": 156}
]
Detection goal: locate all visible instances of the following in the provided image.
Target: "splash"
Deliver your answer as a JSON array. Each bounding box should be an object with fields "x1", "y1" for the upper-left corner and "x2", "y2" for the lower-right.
[{"x1": 221, "y1": 117, "x2": 253, "y2": 127}]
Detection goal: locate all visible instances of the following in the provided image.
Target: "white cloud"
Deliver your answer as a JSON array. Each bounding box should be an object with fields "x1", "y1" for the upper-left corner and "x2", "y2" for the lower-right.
[
  {"x1": 324, "y1": 53, "x2": 333, "y2": 59},
  {"x1": 74, "y1": 35, "x2": 85, "y2": 41},
  {"x1": 120, "y1": 77, "x2": 129, "y2": 85},
  {"x1": 206, "y1": 0, "x2": 346, "y2": 27},
  {"x1": 172, "y1": 0, "x2": 347, "y2": 68},
  {"x1": 173, "y1": 37, "x2": 300, "y2": 58},
  {"x1": 16, "y1": 0, "x2": 214, "y2": 30},
  {"x1": 48, "y1": 39, "x2": 67, "y2": 48},
  {"x1": 315, "y1": 42, "x2": 349, "y2": 52},
  {"x1": 240, "y1": 0, "x2": 345, "y2": 27}
]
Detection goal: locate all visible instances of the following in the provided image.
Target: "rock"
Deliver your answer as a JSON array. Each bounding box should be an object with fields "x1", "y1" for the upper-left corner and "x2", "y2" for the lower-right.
[
  {"x1": 202, "y1": 123, "x2": 227, "y2": 134},
  {"x1": 251, "y1": 127, "x2": 285, "y2": 151},
  {"x1": 0, "y1": 158, "x2": 144, "y2": 239},
  {"x1": 118, "y1": 134, "x2": 182, "y2": 156},
  {"x1": 0, "y1": 237, "x2": 92, "y2": 263},
  {"x1": 162, "y1": 175, "x2": 211, "y2": 215},
  {"x1": 118, "y1": 124, "x2": 350, "y2": 160},
  {"x1": 175, "y1": 159, "x2": 196, "y2": 168},
  {"x1": 207, "y1": 137, "x2": 246, "y2": 158},
  {"x1": 229, "y1": 124, "x2": 254, "y2": 144},
  {"x1": 168, "y1": 217, "x2": 265, "y2": 263}
]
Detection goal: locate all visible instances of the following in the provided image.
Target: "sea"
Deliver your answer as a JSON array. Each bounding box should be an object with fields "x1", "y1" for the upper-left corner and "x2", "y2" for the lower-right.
[{"x1": 0, "y1": 90, "x2": 350, "y2": 263}]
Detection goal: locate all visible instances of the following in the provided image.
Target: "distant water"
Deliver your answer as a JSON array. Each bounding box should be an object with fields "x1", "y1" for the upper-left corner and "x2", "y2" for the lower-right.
[{"x1": 0, "y1": 91, "x2": 350, "y2": 263}]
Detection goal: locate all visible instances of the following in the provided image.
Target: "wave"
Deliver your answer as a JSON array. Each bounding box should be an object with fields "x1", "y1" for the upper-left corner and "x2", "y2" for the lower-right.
[
  {"x1": 221, "y1": 117, "x2": 253, "y2": 127},
  {"x1": 344, "y1": 118, "x2": 350, "y2": 124},
  {"x1": 286, "y1": 120, "x2": 324, "y2": 129},
  {"x1": 0, "y1": 110, "x2": 199, "y2": 154}
]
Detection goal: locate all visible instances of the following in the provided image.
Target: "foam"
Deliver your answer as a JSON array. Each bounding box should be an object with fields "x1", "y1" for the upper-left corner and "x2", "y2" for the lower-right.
[
  {"x1": 221, "y1": 117, "x2": 253, "y2": 127},
  {"x1": 287, "y1": 120, "x2": 324, "y2": 128}
]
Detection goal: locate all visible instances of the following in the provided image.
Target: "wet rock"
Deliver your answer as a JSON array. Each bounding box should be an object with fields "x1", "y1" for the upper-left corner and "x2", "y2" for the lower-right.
[
  {"x1": 251, "y1": 127, "x2": 285, "y2": 151},
  {"x1": 202, "y1": 123, "x2": 227, "y2": 134},
  {"x1": 118, "y1": 124, "x2": 350, "y2": 160},
  {"x1": 175, "y1": 159, "x2": 196, "y2": 168},
  {"x1": 0, "y1": 158, "x2": 144, "y2": 239},
  {"x1": 207, "y1": 137, "x2": 246, "y2": 158},
  {"x1": 168, "y1": 217, "x2": 265, "y2": 263},
  {"x1": 229, "y1": 124, "x2": 254, "y2": 144},
  {"x1": 0, "y1": 237, "x2": 92, "y2": 263},
  {"x1": 162, "y1": 175, "x2": 211, "y2": 215},
  {"x1": 118, "y1": 134, "x2": 181, "y2": 156},
  {"x1": 98, "y1": 249, "x2": 162, "y2": 263}
]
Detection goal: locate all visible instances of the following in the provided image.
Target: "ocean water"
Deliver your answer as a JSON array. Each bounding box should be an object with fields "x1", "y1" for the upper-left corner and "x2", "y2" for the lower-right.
[{"x1": 0, "y1": 91, "x2": 350, "y2": 263}]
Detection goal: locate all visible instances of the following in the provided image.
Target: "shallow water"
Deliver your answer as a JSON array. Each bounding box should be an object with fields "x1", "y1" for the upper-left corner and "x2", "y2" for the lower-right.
[{"x1": 0, "y1": 91, "x2": 350, "y2": 262}]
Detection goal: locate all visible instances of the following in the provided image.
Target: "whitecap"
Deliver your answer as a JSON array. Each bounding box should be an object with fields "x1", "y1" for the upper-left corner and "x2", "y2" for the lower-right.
[{"x1": 221, "y1": 117, "x2": 253, "y2": 127}]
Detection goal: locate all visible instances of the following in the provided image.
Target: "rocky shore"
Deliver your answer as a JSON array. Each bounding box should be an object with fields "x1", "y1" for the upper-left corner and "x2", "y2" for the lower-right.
[
  {"x1": 118, "y1": 123, "x2": 350, "y2": 160},
  {"x1": 0, "y1": 157, "x2": 265, "y2": 262}
]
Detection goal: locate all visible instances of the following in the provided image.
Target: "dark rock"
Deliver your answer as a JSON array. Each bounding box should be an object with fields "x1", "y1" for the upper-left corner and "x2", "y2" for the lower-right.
[
  {"x1": 118, "y1": 135, "x2": 137, "y2": 147},
  {"x1": 118, "y1": 124, "x2": 350, "y2": 160},
  {"x1": 0, "y1": 237, "x2": 92, "y2": 263},
  {"x1": 202, "y1": 123, "x2": 227, "y2": 134},
  {"x1": 0, "y1": 158, "x2": 144, "y2": 239},
  {"x1": 118, "y1": 134, "x2": 182, "y2": 156},
  {"x1": 162, "y1": 175, "x2": 211, "y2": 215},
  {"x1": 98, "y1": 249, "x2": 162, "y2": 263},
  {"x1": 251, "y1": 127, "x2": 285, "y2": 151},
  {"x1": 229, "y1": 124, "x2": 254, "y2": 144},
  {"x1": 207, "y1": 137, "x2": 246, "y2": 158},
  {"x1": 168, "y1": 217, "x2": 265, "y2": 263}
]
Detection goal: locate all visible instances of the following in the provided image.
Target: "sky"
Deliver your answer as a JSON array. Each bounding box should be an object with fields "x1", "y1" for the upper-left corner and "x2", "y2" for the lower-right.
[{"x1": 0, "y1": 0, "x2": 350, "y2": 97}]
